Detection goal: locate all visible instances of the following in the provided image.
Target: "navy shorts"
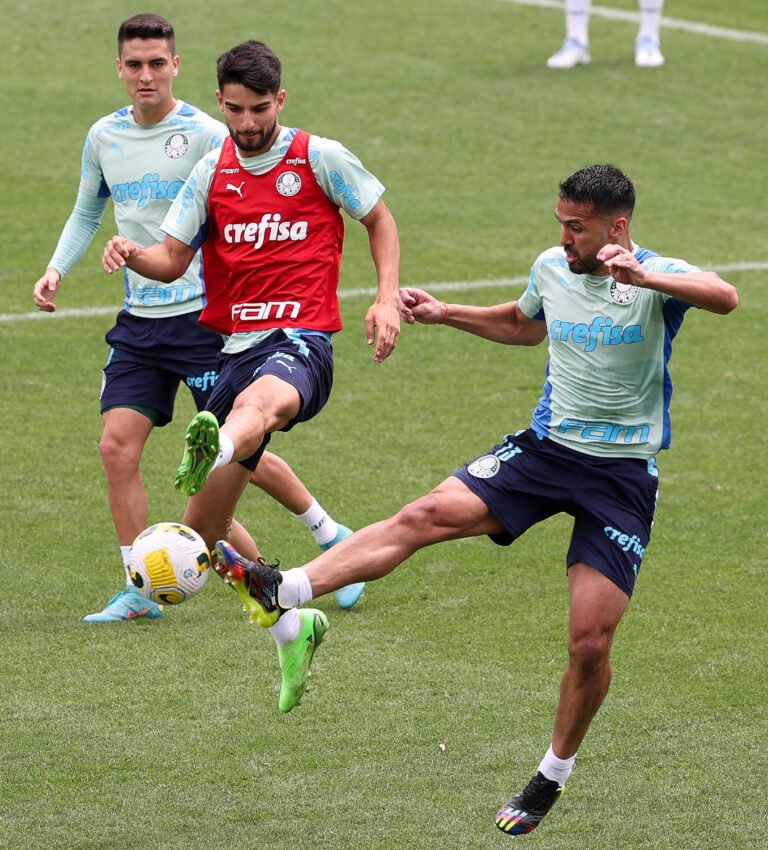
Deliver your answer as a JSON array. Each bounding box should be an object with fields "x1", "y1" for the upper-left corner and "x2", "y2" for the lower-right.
[
  {"x1": 101, "y1": 310, "x2": 223, "y2": 426},
  {"x1": 453, "y1": 429, "x2": 660, "y2": 597},
  {"x1": 205, "y1": 330, "x2": 334, "y2": 471}
]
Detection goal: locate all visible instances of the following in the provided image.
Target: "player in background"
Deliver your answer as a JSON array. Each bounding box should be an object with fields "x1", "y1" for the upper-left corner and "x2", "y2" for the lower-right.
[
  {"x1": 33, "y1": 14, "x2": 363, "y2": 623},
  {"x1": 101, "y1": 39, "x2": 401, "y2": 706},
  {"x1": 211, "y1": 165, "x2": 737, "y2": 834},
  {"x1": 547, "y1": 0, "x2": 665, "y2": 69}
]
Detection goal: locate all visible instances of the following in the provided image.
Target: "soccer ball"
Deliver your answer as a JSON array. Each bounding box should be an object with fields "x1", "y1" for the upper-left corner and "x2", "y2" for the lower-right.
[{"x1": 128, "y1": 522, "x2": 211, "y2": 605}]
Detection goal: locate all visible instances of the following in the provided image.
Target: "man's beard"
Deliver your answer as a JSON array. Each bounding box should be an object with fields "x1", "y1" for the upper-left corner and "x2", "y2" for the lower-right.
[{"x1": 230, "y1": 118, "x2": 277, "y2": 154}]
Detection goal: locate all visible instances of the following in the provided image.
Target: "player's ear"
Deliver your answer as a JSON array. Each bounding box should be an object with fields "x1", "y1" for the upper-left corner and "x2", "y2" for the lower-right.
[
  {"x1": 609, "y1": 215, "x2": 628, "y2": 240},
  {"x1": 172, "y1": 54, "x2": 180, "y2": 77},
  {"x1": 276, "y1": 89, "x2": 286, "y2": 112},
  {"x1": 215, "y1": 90, "x2": 224, "y2": 112}
]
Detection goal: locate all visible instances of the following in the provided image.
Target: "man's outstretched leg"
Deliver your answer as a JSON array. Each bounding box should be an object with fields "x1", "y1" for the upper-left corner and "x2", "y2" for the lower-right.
[
  {"x1": 214, "y1": 478, "x2": 501, "y2": 711},
  {"x1": 495, "y1": 563, "x2": 629, "y2": 836}
]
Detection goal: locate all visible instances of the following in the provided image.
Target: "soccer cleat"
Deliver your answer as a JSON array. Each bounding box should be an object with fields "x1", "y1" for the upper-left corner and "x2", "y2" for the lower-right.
[
  {"x1": 214, "y1": 540, "x2": 282, "y2": 628},
  {"x1": 635, "y1": 37, "x2": 665, "y2": 67},
  {"x1": 494, "y1": 771, "x2": 564, "y2": 836},
  {"x1": 174, "y1": 411, "x2": 220, "y2": 496},
  {"x1": 319, "y1": 524, "x2": 366, "y2": 610},
  {"x1": 278, "y1": 608, "x2": 329, "y2": 712},
  {"x1": 547, "y1": 38, "x2": 591, "y2": 69},
  {"x1": 83, "y1": 587, "x2": 164, "y2": 623}
]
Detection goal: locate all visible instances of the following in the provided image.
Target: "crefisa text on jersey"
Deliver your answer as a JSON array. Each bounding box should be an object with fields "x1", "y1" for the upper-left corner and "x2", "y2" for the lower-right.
[{"x1": 223, "y1": 214, "x2": 309, "y2": 250}]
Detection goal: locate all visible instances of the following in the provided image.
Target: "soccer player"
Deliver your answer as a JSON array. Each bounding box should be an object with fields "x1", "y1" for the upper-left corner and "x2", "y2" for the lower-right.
[
  {"x1": 212, "y1": 165, "x2": 738, "y2": 833},
  {"x1": 547, "y1": 0, "x2": 665, "y2": 68},
  {"x1": 101, "y1": 39, "x2": 401, "y2": 698},
  {"x1": 33, "y1": 15, "x2": 362, "y2": 623}
]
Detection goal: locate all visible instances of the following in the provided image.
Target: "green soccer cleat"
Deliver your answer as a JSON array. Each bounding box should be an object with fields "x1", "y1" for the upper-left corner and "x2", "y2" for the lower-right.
[
  {"x1": 278, "y1": 608, "x2": 329, "y2": 713},
  {"x1": 174, "y1": 411, "x2": 220, "y2": 496},
  {"x1": 214, "y1": 540, "x2": 282, "y2": 628}
]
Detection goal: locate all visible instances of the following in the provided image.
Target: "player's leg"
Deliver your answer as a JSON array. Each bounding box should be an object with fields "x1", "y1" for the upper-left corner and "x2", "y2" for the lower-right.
[
  {"x1": 180, "y1": 456, "x2": 271, "y2": 576},
  {"x1": 554, "y1": 563, "x2": 629, "y2": 756},
  {"x1": 496, "y1": 564, "x2": 629, "y2": 836},
  {"x1": 214, "y1": 476, "x2": 502, "y2": 711},
  {"x1": 547, "y1": 0, "x2": 592, "y2": 68},
  {"x1": 249, "y1": 451, "x2": 353, "y2": 551},
  {"x1": 249, "y1": 451, "x2": 364, "y2": 609},
  {"x1": 248, "y1": 451, "x2": 312, "y2": 514},
  {"x1": 635, "y1": 0, "x2": 665, "y2": 66},
  {"x1": 84, "y1": 406, "x2": 166, "y2": 622},
  {"x1": 176, "y1": 331, "x2": 333, "y2": 497},
  {"x1": 86, "y1": 323, "x2": 177, "y2": 622},
  {"x1": 99, "y1": 407, "x2": 155, "y2": 547},
  {"x1": 175, "y1": 374, "x2": 300, "y2": 496},
  {"x1": 182, "y1": 462, "x2": 255, "y2": 553},
  {"x1": 218, "y1": 475, "x2": 501, "y2": 610}
]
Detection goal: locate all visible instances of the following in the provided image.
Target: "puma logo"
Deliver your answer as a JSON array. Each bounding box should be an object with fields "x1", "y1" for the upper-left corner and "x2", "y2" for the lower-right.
[{"x1": 226, "y1": 181, "x2": 245, "y2": 198}]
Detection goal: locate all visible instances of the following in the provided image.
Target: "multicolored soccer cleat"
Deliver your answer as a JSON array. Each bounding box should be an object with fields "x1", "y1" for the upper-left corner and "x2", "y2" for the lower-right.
[
  {"x1": 214, "y1": 540, "x2": 283, "y2": 628},
  {"x1": 278, "y1": 608, "x2": 329, "y2": 712},
  {"x1": 174, "y1": 411, "x2": 220, "y2": 496},
  {"x1": 494, "y1": 771, "x2": 564, "y2": 836},
  {"x1": 83, "y1": 587, "x2": 164, "y2": 623},
  {"x1": 318, "y1": 524, "x2": 365, "y2": 610}
]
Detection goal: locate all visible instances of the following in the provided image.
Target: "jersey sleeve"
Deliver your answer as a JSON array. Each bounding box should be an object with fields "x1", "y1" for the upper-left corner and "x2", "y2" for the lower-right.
[
  {"x1": 309, "y1": 136, "x2": 385, "y2": 220},
  {"x1": 160, "y1": 151, "x2": 219, "y2": 250},
  {"x1": 47, "y1": 127, "x2": 111, "y2": 277},
  {"x1": 517, "y1": 254, "x2": 546, "y2": 320},
  {"x1": 47, "y1": 193, "x2": 109, "y2": 277}
]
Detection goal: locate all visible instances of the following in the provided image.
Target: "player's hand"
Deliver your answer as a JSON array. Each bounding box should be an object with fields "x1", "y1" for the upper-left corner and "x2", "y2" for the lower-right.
[
  {"x1": 399, "y1": 287, "x2": 446, "y2": 325},
  {"x1": 102, "y1": 236, "x2": 139, "y2": 274},
  {"x1": 365, "y1": 298, "x2": 401, "y2": 363},
  {"x1": 33, "y1": 268, "x2": 61, "y2": 312},
  {"x1": 597, "y1": 244, "x2": 648, "y2": 287}
]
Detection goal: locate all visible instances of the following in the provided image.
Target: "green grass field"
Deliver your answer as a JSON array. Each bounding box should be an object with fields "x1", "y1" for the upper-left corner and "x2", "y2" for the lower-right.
[{"x1": 2, "y1": 1, "x2": 767, "y2": 847}]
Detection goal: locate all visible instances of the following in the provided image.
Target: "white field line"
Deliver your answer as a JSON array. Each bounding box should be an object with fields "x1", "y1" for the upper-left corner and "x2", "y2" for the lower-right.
[
  {"x1": 4, "y1": 261, "x2": 766, "y2": 324},
  {"x1": 502, "y1": 0, "x2": 768, "y2": 45}
]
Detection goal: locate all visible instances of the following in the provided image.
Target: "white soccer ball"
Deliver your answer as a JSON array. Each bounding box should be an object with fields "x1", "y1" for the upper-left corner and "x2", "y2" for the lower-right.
[{"x1": 128, "y1": 522, "x2": 211, "y2": 605}]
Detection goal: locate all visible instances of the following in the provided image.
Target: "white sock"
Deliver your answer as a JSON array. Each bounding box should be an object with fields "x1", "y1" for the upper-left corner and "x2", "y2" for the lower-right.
[
  {"x1": 565, "y1": 0, "x2": 592, "y2": 46},
  {"x1": 268, "y1": 606, "x2": 301, "y2": 645},
  {"x1": 213, "y1": 431, "x2": 235, "y2": 470},
  {"x1": 637, "y1": 0, "x2": 663, "y2": 42},
  {"x1": 293, "y1": 498, "x2": 338, "y2": 546},
  {"x1": 538, "y1": 745, "x2": 577, "y2": 786},
  {"x1": 121, "y1": 546, "x2": 132, "y2": 586},
  {"x1": 277, "y1": 568, "x2": 314, "y2": 608}
]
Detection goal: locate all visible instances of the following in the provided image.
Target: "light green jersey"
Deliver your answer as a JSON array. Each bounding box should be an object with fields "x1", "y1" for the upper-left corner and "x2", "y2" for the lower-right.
[
  {"x1": 49, "y1": 100, "x2": 226, "y2": 318},
  {"x1": 518, "y1": 244, "x2": 699, "y2": 459}
]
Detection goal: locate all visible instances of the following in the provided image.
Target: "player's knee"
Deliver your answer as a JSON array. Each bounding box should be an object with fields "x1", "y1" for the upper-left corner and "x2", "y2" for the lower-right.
[
  {"x1": 567, "y1": 627, "x2": 614, "y2": 672},
  {"x1": 98, "y1": 430, "x2": 135, "y2": 470},
  {"x1": 391, "y1": 494, "x2": 445, "y2": 540}
]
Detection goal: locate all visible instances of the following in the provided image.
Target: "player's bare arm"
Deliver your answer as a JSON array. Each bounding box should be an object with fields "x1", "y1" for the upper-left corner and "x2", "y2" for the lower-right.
[
  {"x1": 596, "y1": 244, "x2": 738, "y2": 314},
  {"x1": 33, "y1": 268, "x2": 62, "y2": 312},
  {"x1": 102, "y1": 234, "x2": 196, "y2": 282},
  {"x1": 401, "y1": 288, "x2": 547, "y2": 347},
  {"x1": 360, "y1": 199, "x2": 401, "y2": 363}
]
